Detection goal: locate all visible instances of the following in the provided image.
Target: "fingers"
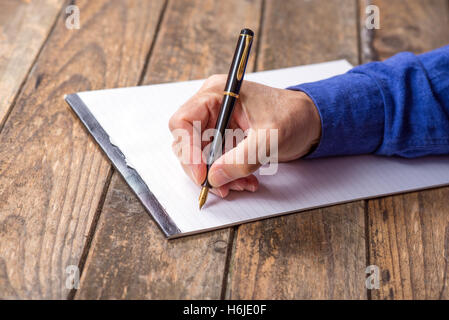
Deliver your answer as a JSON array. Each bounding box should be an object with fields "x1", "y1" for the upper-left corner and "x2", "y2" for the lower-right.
[
  {"x1": 172, "y1": 133, "x2": 206, "y2": 183},
  {"x1": 210, "y1": 175, "x2": 259, "y2": 198},
  {"x1": 173, "y1": 139, "x2": 260, "y2": 199},
  {"x1": 168, "y1": 75, "x2": 230, "y2": 181},
  {"x1": 208, "y1": 131, "x2": 262, "y2": 188},
  {"x1": 173, "y1": 135, "x2": 259, "y2": 199},
  {"x1": 168, "y1": 75, "x2": 228, "y2": 134},
  {"x1": 169, "y1": 87, "x2": 222, "y2": 187},
  {"x1": 169, "y1": 74, "x2": 261, "y2": 193},
  {"x1": 180, "y1": 152, "x2": 207, "y2": 186}
]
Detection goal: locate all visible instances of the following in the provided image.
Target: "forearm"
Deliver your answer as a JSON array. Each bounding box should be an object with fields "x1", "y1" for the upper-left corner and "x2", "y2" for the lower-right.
[{"x1": 288, "y1": 45, "x2": 449, "y2": 158}]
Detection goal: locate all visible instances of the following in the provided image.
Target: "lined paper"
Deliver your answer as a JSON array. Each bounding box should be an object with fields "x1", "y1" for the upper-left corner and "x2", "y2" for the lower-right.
[{"x1": 76, "y1": 60, "x2": 449, "y2": 236}]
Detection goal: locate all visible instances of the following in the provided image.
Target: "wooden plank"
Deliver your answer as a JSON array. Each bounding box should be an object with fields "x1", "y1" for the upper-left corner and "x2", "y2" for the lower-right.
[
  {"x1": 366, "y1": 0, "x2": 449, "y2": 61},
  {"x1": 360, "y1": 0, "x2": 449, "y2": 300},
  {"x1": 75, "y1": 0, "x2": 262, "y2": 299},
  {"x1": 0, "y1": 0, "x2": 166, "y2": 299},
  {"x1": 227, "y1": 204, "x2": 367, "y2": 299},
  {"x1": 225, "y1": 0, "x2": 367, "y2": 300},
  {"x1": 0, "y1": 0, "x2": 64, "y2": 129},
  {"x1": 258, "y1": 0, "x2": 359, "y2": 67},
  {"x1": 367, "y1": 189, "x2": 449, "y2": 299}
]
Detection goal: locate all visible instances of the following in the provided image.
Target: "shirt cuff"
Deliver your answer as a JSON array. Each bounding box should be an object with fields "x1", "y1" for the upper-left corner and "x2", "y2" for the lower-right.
[{"x1": 287, "y1": 71, "x2": 386, "y2": 158}]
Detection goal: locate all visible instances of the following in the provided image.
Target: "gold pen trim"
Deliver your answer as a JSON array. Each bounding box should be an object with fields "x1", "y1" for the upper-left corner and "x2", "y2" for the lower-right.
[
  {"x1": 237, "y1": 35, "x2": 253, "y2": 80},
  {"x1": 223, "y1": 91, "x2": 239, "y2": 99}
]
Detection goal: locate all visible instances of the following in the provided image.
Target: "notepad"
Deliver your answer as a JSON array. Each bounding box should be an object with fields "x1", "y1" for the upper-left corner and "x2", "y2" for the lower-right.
[{"x1": 65, "y1": 60, "x2": 449, "y2": 238}]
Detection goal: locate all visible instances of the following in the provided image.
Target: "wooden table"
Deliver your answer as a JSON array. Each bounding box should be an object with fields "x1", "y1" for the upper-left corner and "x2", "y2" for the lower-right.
[{"x1": 1, "y1": 0, "x2": 448, "y2": 300}]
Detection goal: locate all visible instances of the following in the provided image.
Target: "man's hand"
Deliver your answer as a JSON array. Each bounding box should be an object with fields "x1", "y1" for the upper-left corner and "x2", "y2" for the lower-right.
[{"x1": 168, "y1": 75, "x2": 321, "y2": 198}]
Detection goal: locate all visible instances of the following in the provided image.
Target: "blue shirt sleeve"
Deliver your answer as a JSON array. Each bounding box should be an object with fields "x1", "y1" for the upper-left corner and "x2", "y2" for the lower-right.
[{"x1": 288, "y1": 45, "x2": 449, "y2": 158}]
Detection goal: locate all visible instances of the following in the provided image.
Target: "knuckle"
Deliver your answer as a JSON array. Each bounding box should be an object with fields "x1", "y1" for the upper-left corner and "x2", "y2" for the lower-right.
[
  {"x1": 205, "y1": 74, "x2": 226, "y2": 88},
  {"x1": 197, "y1": 94, "x2": 214, "y2": 107}
]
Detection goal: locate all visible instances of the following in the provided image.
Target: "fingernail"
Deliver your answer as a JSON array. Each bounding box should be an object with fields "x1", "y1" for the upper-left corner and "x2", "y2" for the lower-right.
[
  {"x1": 209, "y1": 168, "x2": 231, "y2": 187},
  {"x1": 234, "y1": 182, "x2": 245, "y2": 191},
  {"x1": 215, "y1": 188, "x2": 229, "y2": 199},
  {"x1": 247, "y1": 183, "x2": 257, "y2": 192},
  {"x1": 190, "y1": 167, "x2": 199, "y2": 184}
]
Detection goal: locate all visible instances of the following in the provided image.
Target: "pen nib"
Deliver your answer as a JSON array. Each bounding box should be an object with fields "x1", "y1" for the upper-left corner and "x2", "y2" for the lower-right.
[{"x1": 198, "y1": 187, "x2": 209, "y2": 210}]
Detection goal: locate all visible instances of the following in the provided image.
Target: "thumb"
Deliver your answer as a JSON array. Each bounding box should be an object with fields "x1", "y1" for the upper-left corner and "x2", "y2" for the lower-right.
[{"x1": 208, "y1": 131, "x2": 262, "y2": 188}]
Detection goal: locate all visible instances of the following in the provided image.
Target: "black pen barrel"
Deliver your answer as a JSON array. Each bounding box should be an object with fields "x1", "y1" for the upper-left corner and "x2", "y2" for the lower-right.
[
  {"x1": 224, "y1": 28, "x2": 254, "y2": 96},
  {"x1": 202, "y1": 29, "x2": 254, "y2": 188}
]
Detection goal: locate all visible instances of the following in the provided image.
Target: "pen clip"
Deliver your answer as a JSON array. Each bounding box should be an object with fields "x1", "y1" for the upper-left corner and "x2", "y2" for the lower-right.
[{"x1": 236, "y1": 35, "x2": 253, "y2": 81}]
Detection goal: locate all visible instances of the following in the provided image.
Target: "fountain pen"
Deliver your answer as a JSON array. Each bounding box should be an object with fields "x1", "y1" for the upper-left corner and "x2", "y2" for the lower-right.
[{"x1": 199, "y1": 28, "x2": 254, "y2": 210}]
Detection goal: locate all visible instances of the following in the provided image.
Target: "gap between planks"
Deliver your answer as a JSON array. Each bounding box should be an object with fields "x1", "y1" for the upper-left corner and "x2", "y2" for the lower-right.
[
  {"x1": 0, "y1": 0, "x2": 69, "y2": 133},
  {"x1": 69, "y1": 0, "x2": 170, "y2": 300}
]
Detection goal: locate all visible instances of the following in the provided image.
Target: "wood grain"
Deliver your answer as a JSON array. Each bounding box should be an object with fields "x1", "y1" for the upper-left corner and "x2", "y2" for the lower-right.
[
  {"x1": 75, "y1": 0, "x2": 262, "y2": 299},
  {"x1": 368, "y1": 189, "x2": 449, "y2": 299},
  {"x1": 227, "y1": 203, "x2": 367, "y2": 299},
  {"x1": 0, "y1": 0, "x2": 165, "y2": 299},
  {"x1": 367, "y1": 0, "x2": 449, "y2": 61},
  {"x1": 0, "y1": 0, "x2": 64, "y2": 129},
  {"x1": 360, "y1": 0, "x2": 449, "y2": 300},
  {"x1": 257, "y1": 0, "x2": 359, "y2": 68},
  {"x1": 225, "y1": 0, "x2": 367, "y2": 300},
  {"x1": 75, "y1": 174, "x2": 232, "y2": 299},
  {"x1": 143, "y1": 0, "x2": 261, "y2": 85}
]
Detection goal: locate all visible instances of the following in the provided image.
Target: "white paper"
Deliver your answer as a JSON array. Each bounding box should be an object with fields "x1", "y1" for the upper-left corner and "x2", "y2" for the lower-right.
[{"x1": 77, "y1": 60, "x2": 449, "y2": 236}]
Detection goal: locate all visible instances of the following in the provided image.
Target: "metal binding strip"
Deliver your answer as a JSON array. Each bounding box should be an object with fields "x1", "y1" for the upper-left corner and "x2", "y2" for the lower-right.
[{"x1": 223, "y1": 91, "x2": 239, "y2": 98}]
